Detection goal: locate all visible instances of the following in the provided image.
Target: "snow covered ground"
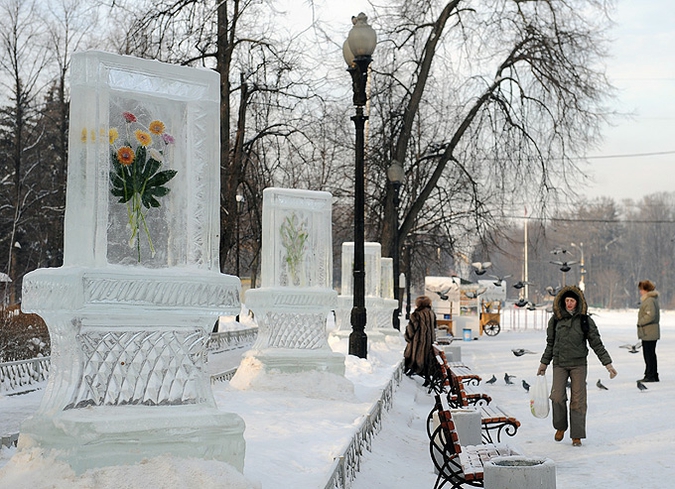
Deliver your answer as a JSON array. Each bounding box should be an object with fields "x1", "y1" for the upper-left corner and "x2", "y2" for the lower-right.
[{"x1": 1, "y1": 309, "x2": 674, "y2": 488}]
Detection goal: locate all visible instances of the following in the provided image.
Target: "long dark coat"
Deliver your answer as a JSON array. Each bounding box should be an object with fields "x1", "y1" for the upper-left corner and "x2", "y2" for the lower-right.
[{"x1": 404, "y1": 305, "x2": 436, "y2": 377}]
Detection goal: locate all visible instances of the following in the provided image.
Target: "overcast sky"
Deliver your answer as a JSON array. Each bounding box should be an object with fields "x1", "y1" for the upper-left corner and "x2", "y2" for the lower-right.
[{"x1": 585, "y1": 0, "x2": 675, "y2": 202}]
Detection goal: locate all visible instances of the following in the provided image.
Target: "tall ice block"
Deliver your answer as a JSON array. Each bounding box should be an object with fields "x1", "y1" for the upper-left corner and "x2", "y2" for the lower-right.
[
  {"x1": 19, "y1": 51, "x2": 245, "y2": 473},
  {"x1": 241, "y1": 188, "x2": 344, "y2": 375}
]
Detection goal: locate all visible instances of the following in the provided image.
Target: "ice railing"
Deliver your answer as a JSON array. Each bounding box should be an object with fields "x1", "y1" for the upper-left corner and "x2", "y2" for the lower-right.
[
  {"x1": 323, "y1": 361, "x2": 403, "y2": 489},
  {"x1": 0, "y1": 357, "x2": 51, "y2": 394},
  {"x1": 0, "y1": 328, "x2": 257, "y2": 395}
]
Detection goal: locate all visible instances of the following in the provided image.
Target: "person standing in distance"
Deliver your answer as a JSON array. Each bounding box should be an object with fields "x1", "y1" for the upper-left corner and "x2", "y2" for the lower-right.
[
  {"x1": 637, "y1": 280, "x2": 660, "y2": 382},
  {"x1": 537, "y1": 285, "x2": 617, "y2": 447},
  {"x1": 403, "y1": 295, "x2": 437, "y2": 387}
]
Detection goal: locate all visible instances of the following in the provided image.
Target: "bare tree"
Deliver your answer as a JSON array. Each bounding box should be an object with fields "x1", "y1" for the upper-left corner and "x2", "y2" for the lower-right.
[
  {"x1": 365, "y1": 0, "x2": 616, "y2": 269},
  {"x1": 0, "y1": 0, "x2": 50, "y2": 303}
]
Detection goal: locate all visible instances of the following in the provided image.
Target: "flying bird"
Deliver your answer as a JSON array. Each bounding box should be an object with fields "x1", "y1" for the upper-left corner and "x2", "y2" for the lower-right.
[
  {"x1": 620, "y1": 342, "x2": 642, "y2": 354},
  {"x1": 504, "y1": 373, "x2": 516, "y2": 385},
  {"x1": 427, "y1": 285, "x2": 454, "y2": 301},
  {"x1": 485, "y1": 375, "x2": 497, "y2": 384},
  {"x1": 522, "y1": 380, "x2": 530, "y2": 392},
  {"x1": 637, "y1": 380, "x2": 648, "y2": 392},
  {"x1": 512, "y1": 348, "x2": 537, "y2": 357},
  {"x1": 550, "y1": 247, "x2": 568, "y2": 255},
  {"x1": 465, "y1": 287, "x2": 487, "y2": 299},
  {"x1": 596, "y1": 379, "x2": 608, "y2": 390},
  {"x1": 514, "y1": 298, "x2": 529, "y2": 308},
  {"x1": 545, "y1": 285, "x2": 561, "y2": 297},
  {"x1": 526, "y1": 301, "x2": 540, "y2": 311},
  {"x1": 489, "y1": 274, "x2": 511, "y2": 286},
  {"x1": 471, "y1": 261, "x2": 492, "y2": 275},
  {"x1": 550, "y1": 260, "x2": 578, "y2": 273},
  {"x1": 512, "y1": 281, "x2": 530, "y2": 290}
]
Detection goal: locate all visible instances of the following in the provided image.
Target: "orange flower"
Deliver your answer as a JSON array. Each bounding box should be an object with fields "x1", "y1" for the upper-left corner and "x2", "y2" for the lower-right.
[
  {"x1": 117, "y1": 146, "x2": 135, "y2": 166},
  {"x1": 148, "y1": 120, "x2": 165, "y2": 135},
  {"x1": 134, "y1": 129, "x2": 152, "y2": 147}
]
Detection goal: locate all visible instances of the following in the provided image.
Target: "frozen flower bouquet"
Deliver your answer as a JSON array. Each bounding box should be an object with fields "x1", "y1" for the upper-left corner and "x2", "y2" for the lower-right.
[{"x1": 109, "y1": 111, "x2": 177, "y2": 261}]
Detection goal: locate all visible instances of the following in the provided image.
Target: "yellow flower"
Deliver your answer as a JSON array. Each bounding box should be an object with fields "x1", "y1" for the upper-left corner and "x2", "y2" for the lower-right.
[
  {"x1": 109, "y1": 128, "x2": 119, "y2": 145},
  {"x1": 81, "y1": 128, "x2": 88, "y2": 143},
  {"x1": 117, "y1": 146, "x2": 135, "y2": 166},
  {"x1": 134, "y1": 129, "x2": 152, "y2": 147},
  {"x1": 148, "y1": 120, "x2": 165, "y2": 135},
  {"x1": 90, "y1": 129, "x2": 96, "y2": 142}
]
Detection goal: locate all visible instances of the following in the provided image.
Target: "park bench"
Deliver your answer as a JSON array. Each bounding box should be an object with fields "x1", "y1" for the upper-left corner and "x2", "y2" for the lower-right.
[
  {"x1": 428, "y1": 349, "x2": 521, "y2": 444},
  {"x1": 429, "y1": 394, "x2": 522, "y2": 489}
]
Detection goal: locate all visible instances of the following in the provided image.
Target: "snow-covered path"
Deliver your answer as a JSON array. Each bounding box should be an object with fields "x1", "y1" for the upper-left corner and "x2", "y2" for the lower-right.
[{"x1": 2, "y1": 309, "x2": 675, "y2": 488}]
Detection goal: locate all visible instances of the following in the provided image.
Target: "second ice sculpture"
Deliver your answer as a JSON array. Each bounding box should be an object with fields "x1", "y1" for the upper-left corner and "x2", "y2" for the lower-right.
[
  {"x1": 19, "y1": 51, "x2": 245, "y2": 474},
  {"x1": 237, "y1": 188, "x2": 345, "y2": 376}
]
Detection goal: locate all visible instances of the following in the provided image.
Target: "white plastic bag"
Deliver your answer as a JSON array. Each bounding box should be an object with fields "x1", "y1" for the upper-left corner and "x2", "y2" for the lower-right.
[{"x1": 530, "y1": 375, "x2": 550, "y2": 418}]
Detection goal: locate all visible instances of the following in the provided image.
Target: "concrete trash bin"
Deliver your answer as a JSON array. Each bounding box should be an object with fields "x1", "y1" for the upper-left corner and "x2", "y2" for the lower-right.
[{"x1": 484, "y1": 456, "x2": 556, "y2": 489}]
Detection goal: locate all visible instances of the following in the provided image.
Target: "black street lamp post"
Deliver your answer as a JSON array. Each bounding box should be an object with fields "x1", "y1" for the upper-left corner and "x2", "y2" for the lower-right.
[
  {"x1": 405, "y1": 243, "x2": 412, "y2": 320},
  {"x1": 235, "y1": 192, "x2": 244, "y2": 277},
  {"x1": 387, "y1": 161, "x2": 404, "y2": 330},
  {"x1": 343, "y1": 13, "x2": 376, "y2": 359}
]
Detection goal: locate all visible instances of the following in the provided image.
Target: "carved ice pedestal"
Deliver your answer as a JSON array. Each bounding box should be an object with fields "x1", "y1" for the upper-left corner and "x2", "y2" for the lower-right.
[
  {"x1": 240, "y1": 188, "x2": 344, "y2": 376},
  {"x1": 19, "y1": 51, "x2": 244, "y2": 473},
  {"x1": 334, "y1": 242, "x2": 398, "y2": 340}
]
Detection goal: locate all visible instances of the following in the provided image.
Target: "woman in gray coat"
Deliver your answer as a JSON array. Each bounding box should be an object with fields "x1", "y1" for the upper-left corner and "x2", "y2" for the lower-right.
[{"x1": 637, "y1": 280, "x2": 660, "y2": 382}]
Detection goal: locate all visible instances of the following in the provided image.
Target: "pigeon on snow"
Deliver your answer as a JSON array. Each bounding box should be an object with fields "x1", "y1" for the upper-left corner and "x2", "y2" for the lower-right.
[
  {"x1": 485, "y1": 375, "x2": 497, "y2": 384},
  {"x1": 512, "y1": 348, "x2": 537, "y2": 357},
  {"x1": 637, "y1": 380, "x2": 648, "y2": 392},
  {"x1": 504, "y1": 373, "x2": 516, "y2": 385},
  {"x1": 596, "y1": 379, "x2": 608, "y2": 390},
  {"x1": 522, "y1": 380, "x2": 530, "y2": 392}
]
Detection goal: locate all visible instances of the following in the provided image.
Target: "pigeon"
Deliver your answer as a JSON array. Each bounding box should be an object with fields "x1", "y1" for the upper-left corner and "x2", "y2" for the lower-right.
[
  {"x1": 485, "y1": 375, "x2": 497, "y2": 384},
  {"x1": 620, "y1": 342, "x2": 642, "y2": 354},
  {"x1": 550, "y1": 247, "x2": 570, "y2": 255},
  {"x1": 471, "y1": 262, "x2": 492, "y2": 275},
  {"x1": 596, "y1": 379, "x2": 608, "y2": 390},
  {"x1": 465, "y1": 287, "x2": 487, "y2": 299},
  {"x1": 427, "y1": 285, "x2": 455, "y2": 301},
  {"x1": 526, "y1": 301, "x2": 539, "y2": 311},
  {"x1": 489, "y1": 274, "x2": 511, "y2": 286},
  {"x1": 637, "y1": 380, "x2": 648, "y2": 392},
  {"x1": 514, "y1": 298, "x2": 529, "y2": 308},
  {"x1": 550, "y1": 260, "x2": 578, "y2": 273},
  {"x1": 512, "y1": 281, "x2": 531, "y2": 290},
  {"x1": 512, "y1": 348, "x2": 537, "y2": 357},
  {"x1": 545, "y1": 285, "x2": 561, "y2": 296},
  {"x1": 522, "y1": 380, "x2": 530, "y2": 392},
  {"x1": 504, "y1": 373, "x2": 516, "y2": 385}
]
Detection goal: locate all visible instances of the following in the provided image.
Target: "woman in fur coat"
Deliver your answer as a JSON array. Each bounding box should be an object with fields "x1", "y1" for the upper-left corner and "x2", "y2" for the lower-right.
[{"x1": 404, "y1": 295, "x2": 437, "y2": 385}]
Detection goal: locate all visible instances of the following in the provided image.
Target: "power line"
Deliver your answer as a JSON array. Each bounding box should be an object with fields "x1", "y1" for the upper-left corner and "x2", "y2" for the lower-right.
[
  {"x1": 584, "y1": 150, "x2": 675, "y2": 160},
  {"x1": 504, "y1": 215, "x2": 675, "y2": 224}
]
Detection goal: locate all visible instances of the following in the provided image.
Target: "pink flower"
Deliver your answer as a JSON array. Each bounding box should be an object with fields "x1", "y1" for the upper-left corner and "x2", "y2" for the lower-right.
[
  {"x1": 122, "y1": 111, "x2": 137, "y2": 123},
  {"x1": 162, "y1": 133, "x2": 175, "y2": 144}
]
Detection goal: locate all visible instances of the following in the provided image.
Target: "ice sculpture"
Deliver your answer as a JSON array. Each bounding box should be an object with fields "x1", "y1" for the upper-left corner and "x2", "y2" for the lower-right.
[
  {"x1": 334, "y1": 242, "x2": 399, "y2": 339},
  {"x1": 237, "y1": 188, "x2": 345, "y2": 376},
  {"x1": 19, "y1": 51, "x2": 245, "y2": 474}
]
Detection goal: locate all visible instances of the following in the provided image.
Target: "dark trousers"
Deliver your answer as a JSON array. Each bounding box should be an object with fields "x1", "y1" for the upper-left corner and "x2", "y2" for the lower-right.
[{"x1": 642, "y1": 340, "x2": 659, "y2": 381}]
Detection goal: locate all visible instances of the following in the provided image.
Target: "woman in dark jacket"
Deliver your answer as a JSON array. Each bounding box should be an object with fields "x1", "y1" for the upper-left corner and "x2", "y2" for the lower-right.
[
  {"x1": 537, "y1": 285, "x2": 617, "y2": 447},
  {"x1": 637, "y1": 280, "x2": 660, "y2": 382},
  {"x1": 404, "y1": 295, "x2": 437, "y2": 385}
]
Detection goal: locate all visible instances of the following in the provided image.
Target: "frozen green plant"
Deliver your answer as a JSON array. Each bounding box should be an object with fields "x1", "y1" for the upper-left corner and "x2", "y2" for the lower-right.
[{"x1": 280, "y1": 213, "x2": 309, "y2": 285}]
